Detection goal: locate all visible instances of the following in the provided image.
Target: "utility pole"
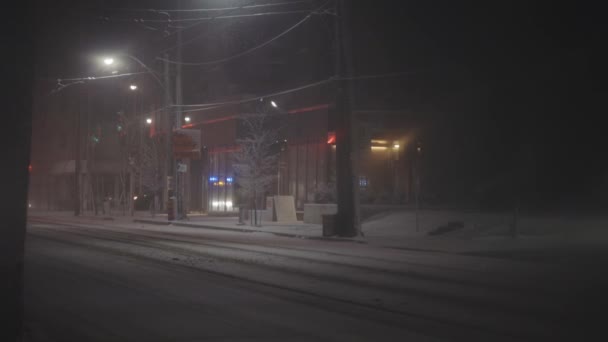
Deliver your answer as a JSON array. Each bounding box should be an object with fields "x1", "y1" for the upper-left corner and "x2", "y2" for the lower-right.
[
  {"x1": 163, "y1": 53, "x2": 175, "y2": 221},
  {"x1": 175, "y1": 1, "x2": 184, "y2": 219},
  {"x1": 334, "y1": 0, "x2": 361, "y2": 237},
  {"x1": 415, "y1": 143, "x2": 422, "y2": 232},
  {"x1": 74, "y1": 87, "x2": 82, "y2": 216},
  {"x1": 75, "y1": 15, "x2": 84, "y2": 216},
  {"x1": 138, "y1": 94, "x2": 143, "y2": 197}
]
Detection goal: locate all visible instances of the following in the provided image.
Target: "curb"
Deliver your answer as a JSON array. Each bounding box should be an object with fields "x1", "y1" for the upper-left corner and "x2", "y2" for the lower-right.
[
  {"x1": 172, "y1": 221, "x2": 365, "y2": 243},
  {"x1": 172, "y1": 222, "x2": 257, "y2": 234},
  {"x1": 134, "y1": 219, "x2": 366, "y2": 244},
  {"x1": 133, "y1": 219, "x2": 171, "y2": 226}
]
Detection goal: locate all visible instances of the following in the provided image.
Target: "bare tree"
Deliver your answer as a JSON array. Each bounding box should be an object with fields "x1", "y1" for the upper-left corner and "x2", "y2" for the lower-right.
[
  {"x1": 139, "y1": 135, "x2": 166, "y2": 215},
  {"x1": 233, "y1": 113, "x2": 280, "y2": 226}
]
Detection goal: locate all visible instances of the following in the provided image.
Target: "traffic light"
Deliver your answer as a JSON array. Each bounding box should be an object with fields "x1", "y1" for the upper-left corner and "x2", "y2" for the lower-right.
[
  {"x1": 90, "y1": 125, "x2": 102, "y2": 145},
  {"x1": 117, "y1": 115, "x2": 126, "y2": 135}
]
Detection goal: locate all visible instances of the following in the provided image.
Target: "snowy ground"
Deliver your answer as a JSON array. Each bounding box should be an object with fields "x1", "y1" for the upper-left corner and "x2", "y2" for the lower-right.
[{"x1": 23, "y1": 214, "x2": 608, "y2": 341}]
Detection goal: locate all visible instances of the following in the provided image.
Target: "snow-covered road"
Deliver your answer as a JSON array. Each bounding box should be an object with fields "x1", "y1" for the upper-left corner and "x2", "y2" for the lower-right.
[{"x1": 24, "y1": 218, "x2": 607, "y2": 341}]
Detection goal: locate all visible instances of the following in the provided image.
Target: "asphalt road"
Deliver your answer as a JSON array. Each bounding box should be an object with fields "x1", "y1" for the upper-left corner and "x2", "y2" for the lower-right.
[{"x1": 23, "y1": 219, "x2": 608, "y2": 341}]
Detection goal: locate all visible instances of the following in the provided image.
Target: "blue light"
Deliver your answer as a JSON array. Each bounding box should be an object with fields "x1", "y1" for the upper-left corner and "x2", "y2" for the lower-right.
[
  {"x1": 209, "y1": 176, "x2": 218, "y2": 182},
  {"x1": 226, "y1": 177, "x2": 233, "y2": 183}
]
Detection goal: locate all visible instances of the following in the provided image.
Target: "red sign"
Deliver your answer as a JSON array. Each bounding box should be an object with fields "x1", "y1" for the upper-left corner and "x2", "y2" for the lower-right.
[{"x1": 173, "y1": 129, "x2": 201, "y2": 159}]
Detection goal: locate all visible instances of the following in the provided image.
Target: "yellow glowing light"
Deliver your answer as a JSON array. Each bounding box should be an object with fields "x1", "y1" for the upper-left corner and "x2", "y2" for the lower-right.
[
  {"x1": 393, "y1": 144, "x2": 400, "y2": 149},
  {"x1": 371, "y1": 146, "x2": 388, "y2": 151},
  {"x1": 218, "y1": 181, "x2": 225, "y2": 186},
  {"x1": 371, "y1": 139, "x2": 388, "y2": 145}
]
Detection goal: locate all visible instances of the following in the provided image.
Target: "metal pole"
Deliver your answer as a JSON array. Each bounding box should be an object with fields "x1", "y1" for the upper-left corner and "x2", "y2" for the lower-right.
[
  {"x1": 129, "y1": 168, "x2": 134, "y2": 216},
  {"x1": 138, "y1": 94, "x2": 143, "y2": 196},
  {"x1": 74, "y1": 87, "x2": 82, "y2": 216},
  {"x1": 415, "y1": 145, "x2": 421, "y2": 232},
  {"x1": 175, "y1": 0, "x2": 184, "y2": 219},
  {"x1": 334, "y1": 0, "x2": 361, "y2": 237},
  {"x1": 415, "y1": 178, "x2": 419, "y2": 232},
  {"x1": 163, "y1": 53, "x2": 175, "y2": 220}
]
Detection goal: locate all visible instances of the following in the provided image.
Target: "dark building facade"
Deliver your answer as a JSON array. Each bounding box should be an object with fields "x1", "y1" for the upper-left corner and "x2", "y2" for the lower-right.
[{"x1": 182, "y1": 93, "x2": 418, "y2": 214}]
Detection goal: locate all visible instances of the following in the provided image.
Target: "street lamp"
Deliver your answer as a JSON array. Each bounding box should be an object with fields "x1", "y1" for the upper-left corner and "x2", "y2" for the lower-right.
[
  {"x1": 146, "y1": 118, "x2": 152, "y2": 125},
  {"x1": 270, "y1": 100, "x2": 278, "y2": 108},
  {"x1": 184, "y1": 116, "x2": 191, "y2": 123},
  {"x1": 103, "y1": 57, "x2": 114, "y2": 65},
  {"x1": 130, "y1": 84, "x2": 138, "y2": 91}
]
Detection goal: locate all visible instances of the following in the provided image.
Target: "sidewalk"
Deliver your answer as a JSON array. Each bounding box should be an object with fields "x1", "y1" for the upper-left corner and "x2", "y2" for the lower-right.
[
  {"x1": 133, "y1": 213, "x2": 348, "y2": 241},
  {"x1": 27, "y1": 210, "x2": 592, "y2": 257}
]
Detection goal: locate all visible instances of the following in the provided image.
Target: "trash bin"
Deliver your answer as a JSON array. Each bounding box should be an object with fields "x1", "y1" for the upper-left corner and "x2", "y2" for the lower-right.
[
  {"x1": 322, "y1": 214, "x2": 336, "y2": 237},
  {"x1": 167, "y1": 197, "x2": 176, "y2": 221}
]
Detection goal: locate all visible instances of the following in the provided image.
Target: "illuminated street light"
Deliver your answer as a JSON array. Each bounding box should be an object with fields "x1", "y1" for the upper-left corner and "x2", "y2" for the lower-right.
[
  {"x1": 103, "y1": 57, "x2": 114, "y2": 65},
  {"x1": 130, "y1": 84, "x2": 138, "y2": 91},
  {"x1": 133, "y1": 196, "x2": 138, "y2": 201},
  {"x1": 393, "y1": 144, "x2": 400, "y2": 149},
  {"x1": 184, "y1": 116, "x2": 191, "y2": 122},
  {"x1": 270, "y1": 100, "x2": 278, "y2": 108},
  {"x1": 146, "y1": 118, "x2": 152, "y2": 125}
]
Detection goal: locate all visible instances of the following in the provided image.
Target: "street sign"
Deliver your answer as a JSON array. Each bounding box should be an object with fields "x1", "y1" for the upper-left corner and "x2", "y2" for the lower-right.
[{"x1": 177, "y1": 163, "x2": 187, "y2": 173}]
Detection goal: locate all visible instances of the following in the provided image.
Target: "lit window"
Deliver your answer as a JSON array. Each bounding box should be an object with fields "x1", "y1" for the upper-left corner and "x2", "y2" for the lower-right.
[{"x1": 359, "y1": 176, "x2": 369, "y2": 188}]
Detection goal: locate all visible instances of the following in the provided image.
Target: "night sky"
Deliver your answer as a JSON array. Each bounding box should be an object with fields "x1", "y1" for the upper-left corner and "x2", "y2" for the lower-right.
[{"x1": 33, "y1": 1, "x2": 607, "y2": 211}]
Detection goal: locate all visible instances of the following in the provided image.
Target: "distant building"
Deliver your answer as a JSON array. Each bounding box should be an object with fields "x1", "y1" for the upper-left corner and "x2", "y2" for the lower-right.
[{"x1": 181, "y1": 89, "x2": 419, "y2": 214}]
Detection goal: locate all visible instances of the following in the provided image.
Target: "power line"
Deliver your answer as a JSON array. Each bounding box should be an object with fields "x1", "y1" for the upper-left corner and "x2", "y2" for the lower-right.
[
  {"x1": 107, "y1": 1, "x2": 311, "y2": 13},
  {"x1": 176, "y1": 78, "x2": 334, "y2": 113},
  {"x1": 106, "y1": 9, "x2": 313, "y2": 23},
  {"x1": 336, "y1": 70, "x2": 422, "y2": 81},
  {"x1": 58, "y1": 71, "x2": 150, "y2": 82},
  {"x1": 98, "y1": 0, "x2": 264, "y2": 40},
  {"x1": 48, "y1": 71, "x2": 151, "y2": 95},
  {"x1": 156, "y1": 1, "x2": 331, "y2": 67},
  {"x1": 157, "y1": 15, "x2": 310, "y2": 66},
  {"x1": 174, "y1": 70, "x2": 420, "y2": 111},
  {"x1": 156, "y1": 0, "x2": 259, "y2": 50}
]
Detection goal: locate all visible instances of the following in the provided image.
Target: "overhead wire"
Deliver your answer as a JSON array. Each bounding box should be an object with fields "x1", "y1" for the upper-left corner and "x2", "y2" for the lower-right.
[
  {"x1": 107, "y1": 1, "x2": 311, "y2": 13},
  {"x1": 173, "y1": 70, "x2": 421, "y2": 113},
  {"x1": 176, "y1": 78, "x2": 334, "y2": 113},
  {"x1": 58, "y1": 71, "x2": 150, "y2": 82},
  {"x1": 106, "y1": 9, "x2": 313, "y2": 23},
  {"x1": 48, "y1": 71, "x2": 151, "y2": 95},
  {"x1": 101, "y1": 0, "x2": 312, "y2": 41},
  {"x1": 156, "y1": 0, "x2": 331, "y2": 67},
  {"x1": 336, "y1": 70, "x2": 422, "y2": 81},
  {"x1": 156, "y1": 0, "x2": 259, "y2": 52}
]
